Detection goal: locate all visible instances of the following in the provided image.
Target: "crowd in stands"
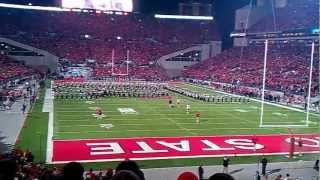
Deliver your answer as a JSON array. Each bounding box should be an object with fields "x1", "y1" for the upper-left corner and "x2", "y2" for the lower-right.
[
  {"x1": 183, "y1": 44, "x2": 319, "y2": 97},
  {"x1": 93, "y1": 66, "x2": 168, "y2": 81},
  {"x1": 0, "y1": 8, "x2": 220, "y2": 80},
  {"x1": 249, "y1": 0, "x2": 318, "y2": 32},
  {"x1": 0, "y1": 54, "x2": 34, "y2": 82},
  {"x1": 0, "y1": 149, "x2": 237, "y2": 180}
]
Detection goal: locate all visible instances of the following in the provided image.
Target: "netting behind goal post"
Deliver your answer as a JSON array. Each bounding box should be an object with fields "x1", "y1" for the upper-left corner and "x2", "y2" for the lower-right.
[{"x1": 259, "y1": 40, "x2": 316, "y2": 128}]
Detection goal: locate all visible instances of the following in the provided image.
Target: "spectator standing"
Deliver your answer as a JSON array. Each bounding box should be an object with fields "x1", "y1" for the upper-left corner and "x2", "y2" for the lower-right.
[
  {"x1": 255, "y1": 171, "x2": 260, "y2": 180},
  {"x1": 314, "y1": 159, "x2": 319, "y2": 171},
  {"x1": 208, "y1": 173, "x2": 234, "y2": 180},
  {"x1": 283, "y1": 173, "x2": 291, "y2": 180},
  {"x1": 222, "y1": 156, "x2": 230, "y2": 174},
  {"x1": 275, "y1": 174, "x2": 282, "y2": 180},
  {"x1": 261, "y1": 157, "x2": 268, "y2": 176},
  {"x1": 198, "y1": 165, "x2": 204, "y2": 180},
  {"x1": 22, "y1": 103, "x2": 27, "y2": 114},
  {"x1": 85, "y1": 168, "x2": 96, "y2": 180},
  {"x1": 62, "y1": 162, "x2": 84, "y2": 180}
]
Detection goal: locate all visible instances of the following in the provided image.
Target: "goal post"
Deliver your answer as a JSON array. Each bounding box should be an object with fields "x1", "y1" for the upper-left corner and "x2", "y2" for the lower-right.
[
  {"x1": 111, "y1": 49, "x2": 130, "y2": 76},
  {"x1": 259, "y1": 40, "x2": 316, "y2": 128}
]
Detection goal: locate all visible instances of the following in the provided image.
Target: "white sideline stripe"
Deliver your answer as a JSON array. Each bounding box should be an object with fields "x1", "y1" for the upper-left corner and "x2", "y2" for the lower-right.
[
  {"x1": 55, "y1": 127, "x2": 319, "y2": 134},
  {"x1": 54, "y1": 109, "x2": 264, "y2": 113},
  {"x1": 46, "y1": 84, "x2": 54, "y2": 164},
  {"x1": 187, "y1": 83, "x2": 320, "y2": 118},
  {"x1": 49, "y1": 151, "x2": 320, "y2": 164},
  {"x1": 56, "y1": 127, "x2": 288, "y2": 134},
  {"x1": 56, "y1": 122, "x2": 258, "y2": 128},
  {"x1": 52, "y1": 133, "x2": 318, "y2": 141}
]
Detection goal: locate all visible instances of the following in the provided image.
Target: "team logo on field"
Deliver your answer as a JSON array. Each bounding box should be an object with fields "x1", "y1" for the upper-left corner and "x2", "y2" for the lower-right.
[{"x1": 117, "y1": 108, "x2": 138, "y2": 114}]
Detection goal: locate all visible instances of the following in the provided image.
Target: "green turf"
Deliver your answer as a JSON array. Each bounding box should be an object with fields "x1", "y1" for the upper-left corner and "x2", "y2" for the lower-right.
[
  {"x1": 16, "y1": 82, "x2": 49, "y2": 162},
  {"x1": 17, "y1": 81, "x2": 320, "y2": 169},
  {"x1": 54, "y1": 90, "x2": 318, "y2": 139}
]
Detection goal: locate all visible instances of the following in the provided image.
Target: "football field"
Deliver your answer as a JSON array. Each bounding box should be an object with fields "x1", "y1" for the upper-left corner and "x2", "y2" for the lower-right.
[
  {"x1": 17, "y1": 82, "x2": 320, "y2": 167},
  {"x1": 49, "y1": 83, "x2": 320, "y2": 164},
  {"x1": 53, "y1": 83, "x2": 319, "y2": 140}
]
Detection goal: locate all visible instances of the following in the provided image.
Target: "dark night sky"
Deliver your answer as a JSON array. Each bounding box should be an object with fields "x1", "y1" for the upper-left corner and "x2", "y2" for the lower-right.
[{"x1": 0, "y1": 0, "x2": 250, "y2": 48}]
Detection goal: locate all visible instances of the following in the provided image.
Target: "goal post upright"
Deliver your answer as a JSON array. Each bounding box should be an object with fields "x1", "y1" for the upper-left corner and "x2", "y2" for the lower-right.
[
  {"x1": 126, "y1": 50, "x2": 130, "y2": 77},
  {"x1": 111, "y1": 49, "x2": 115, "y2": 76},
  {"x1": 258, "y1": 40, "x2": 315, "y2": 128},
  {"x1": 111, "y1": 49, "x2": 129, "y2": 76},
  {"x1": 306, "y1": 41, "x2": 315, "y2": 127},
  {"x1": 259, "y1": 39, "x2": 269, "y2": 128}
]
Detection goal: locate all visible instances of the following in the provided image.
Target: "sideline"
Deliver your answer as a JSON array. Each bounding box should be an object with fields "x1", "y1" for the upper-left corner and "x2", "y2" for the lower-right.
[{"x1": 44, "y1": 81, "x2": 54, "y2": 163}]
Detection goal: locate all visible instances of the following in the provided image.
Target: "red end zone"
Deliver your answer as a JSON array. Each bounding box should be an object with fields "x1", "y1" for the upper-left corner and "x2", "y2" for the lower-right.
[{"x1": 52, "y1": 134, "x2": 320, "y2": 163}]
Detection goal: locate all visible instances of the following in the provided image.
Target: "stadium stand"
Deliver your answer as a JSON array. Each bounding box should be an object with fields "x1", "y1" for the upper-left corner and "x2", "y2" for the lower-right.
[
  {"x1": 0, "y1": 8, "x2": 220, "y2": 80},
  {"x1": 0, "y1": 1, "x2": 319, "y2": 180},
  {"x1": 183, "y1": 44, "x2": 319, "y2": 97},
  {"x1": 0, "y1": 54, "x2": 34, "y2": 82}
]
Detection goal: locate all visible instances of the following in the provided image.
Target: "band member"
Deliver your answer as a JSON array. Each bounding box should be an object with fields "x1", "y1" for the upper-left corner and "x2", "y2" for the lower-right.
[
  {"x1": 195, "y1": 112, "x2": 201, "y2": 123},
  {"x1": 186, "y1": 104, "x2": 190, "y2": 114},
  {"x1": 176, "y1": 99, "x2": 181, "y2": 108},
  {"x1": 168, "y1": 98, "x2": 173, "y2": 108}
]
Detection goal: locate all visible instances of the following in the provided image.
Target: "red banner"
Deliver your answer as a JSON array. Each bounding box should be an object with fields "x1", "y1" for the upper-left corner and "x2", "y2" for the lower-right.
[{"x1": 52, "y1": 134, "x2": 320, "y2": 163}]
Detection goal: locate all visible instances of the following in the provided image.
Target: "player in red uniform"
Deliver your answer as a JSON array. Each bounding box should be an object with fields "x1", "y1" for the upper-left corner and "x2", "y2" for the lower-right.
[
  {"x1": 96, "y1": 107, "x2": 103, "y2": 119},
  {"x1": 298, "y1": 137, "x2": 303, "y2": 156}
]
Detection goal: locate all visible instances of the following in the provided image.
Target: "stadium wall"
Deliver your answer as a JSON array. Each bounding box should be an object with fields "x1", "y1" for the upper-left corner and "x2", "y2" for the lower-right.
[
  {"x1": 235, "y1": 5, "x2": 270, "y2": 31},
  {"x1": 158, "y1": 42, "x2": 221, "y2": 78},
  {"x1": 0, "y1": 37, "x2": 58, "y2": 72}
]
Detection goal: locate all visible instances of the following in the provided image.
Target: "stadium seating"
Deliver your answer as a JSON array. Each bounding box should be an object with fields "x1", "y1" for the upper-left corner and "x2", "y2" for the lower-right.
[
  {"x1": 0, "y1": 8, "x2": 220, "y2": 80},
  {"x1": 183, "y1": 44, "x2": 319, "y2": 96},
  {"x1": 0, "y1": 54, "x2": 33, "y2": 82}
]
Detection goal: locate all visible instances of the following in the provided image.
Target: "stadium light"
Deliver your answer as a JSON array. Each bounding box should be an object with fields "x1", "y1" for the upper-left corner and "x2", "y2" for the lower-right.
[
  {"x1": 312, "y1": 28, "x2": 320, "y2": 33},
  {"x1": 155, "y1": 14, "x2": 214, "y2": 21},
  {"x1": 0, "y1": 3, "x2": 69, "y2": 11}
]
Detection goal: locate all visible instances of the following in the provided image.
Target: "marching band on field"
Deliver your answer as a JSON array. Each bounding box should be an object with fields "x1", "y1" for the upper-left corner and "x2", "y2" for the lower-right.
[
  {"x1": 53, "y1": 81, "x2": 169, "y2": 99},
  {"x1": 164, "y1": 85, "x2": 250, "y2": 103}
]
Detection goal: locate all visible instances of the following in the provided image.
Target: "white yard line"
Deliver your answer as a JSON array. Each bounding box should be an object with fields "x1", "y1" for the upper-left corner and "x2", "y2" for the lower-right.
[{"x1": 45, "y1": 83, "x2": 54, "y2": 164}]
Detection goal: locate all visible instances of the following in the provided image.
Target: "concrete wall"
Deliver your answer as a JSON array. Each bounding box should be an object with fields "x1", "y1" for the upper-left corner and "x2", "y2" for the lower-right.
[
  {"x1": 234, "y1": 37, "x2": 249, "y2": 47},
  {"x1": 235, "y1": 5, "x2": 270, "y2": 31},
  {"x1": 275, "y1": 0, "x2": 287, "y2": 8},
  {"x1": 158, "y1": 42, "x2": 222, "y2": 78}
]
